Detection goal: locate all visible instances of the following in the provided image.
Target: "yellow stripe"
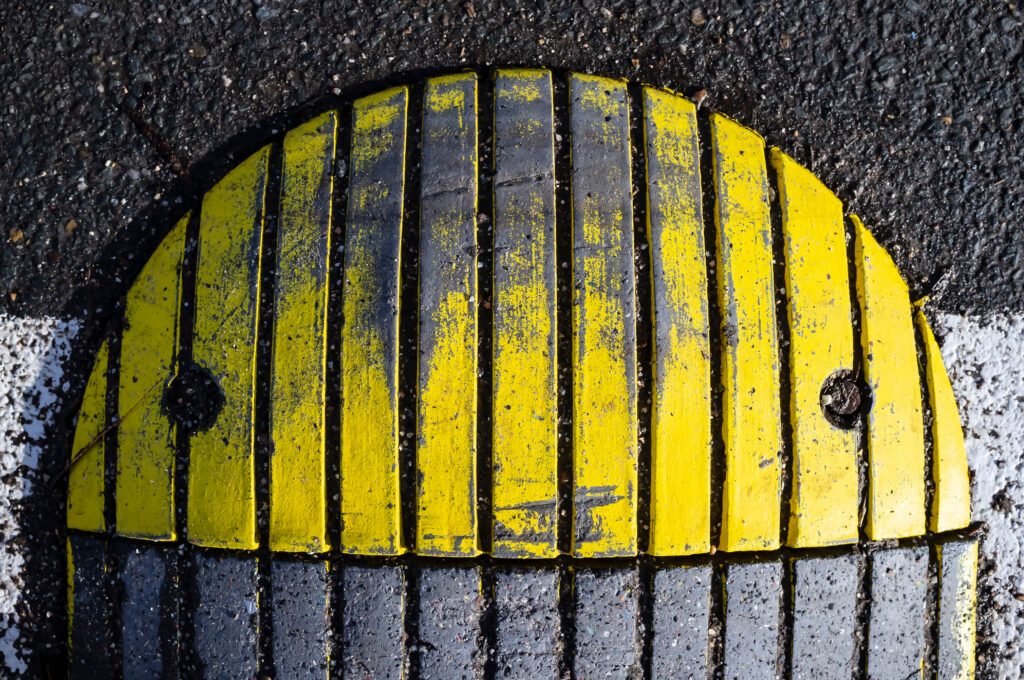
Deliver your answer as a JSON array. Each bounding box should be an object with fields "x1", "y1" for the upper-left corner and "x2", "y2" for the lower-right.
[
  {"x1": 269, "y1": 111, "x2": 337, "y2": 553},
  {"x1": 116, "y1": 214, "x2": 188, "y2": 541},
  {"x1": 570, "y1": 74, "x2": 637, "y2": 558},
  {"x1": 940, "y1": 540, "x2": 978, "y2": 680},
  {"x1": 68, "y1": 340, "x2": 108, "y2": 532},
  {"x1": 417, "y1": 73, "x2": 480, "y2": 557},
  {"x1": 491, "y1": 69, "x2": 558, "y2": 558},
  {"x1": 66, "y1": 538, "x2": 74, "y2": 651},
  {"x1": 643, "y1": 88, "x2": 710, "y2": 556},
  {"x1": 710, "y1": 114, "x2": 781, "y2": 552},
  {"x1": 916, "y1": 309, "x2": 971, "y2": 532},
  {"x1": 770, "y1": 150, "x2": 859, "y2": 548},
  {"x1": 341, "y1": 87, "x2": 408, "y2": 555},
  {"x1": 853, "y1": 216, "x2": 926, "y2": 539},
  {"x1": 189, "y1": 147, "x2": 270, "y2": 550}
]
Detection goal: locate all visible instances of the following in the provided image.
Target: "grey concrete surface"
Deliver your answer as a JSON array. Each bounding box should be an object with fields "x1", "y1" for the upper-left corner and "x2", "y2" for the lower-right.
[
  {"x1": 119, "y1": 544, "x2": 176, "y2": 680},
  {"x1": 494, "y1": 568, "x2": 560, "y2": 678},
  {"x1": 790, "y1": 555, "x2": 858, "y2": 680},
  {"x1": 271, "y1": 560, "x2": 329, "y2": 678},
  {"x1": 574, "y1": 568, "x2": 639, "y2": 680},
  {"x1": 417, "y1": 566, "x2": 482, "y2": 680},
  {"x1": 341, "y1": 564, "x2": 405, "y2": 680},
  {"x1": 723, "y1": 561, "x2": 782, "y2": 680},
  {"x1": 192, "y1": 553, "x2": 259, "y2": 680},
  {"x1": 866, "y1": 546, "x2": 929, "y2": 680},
  {"x1": 652, "y1": 565, "x2": 711, "y2": 680}
]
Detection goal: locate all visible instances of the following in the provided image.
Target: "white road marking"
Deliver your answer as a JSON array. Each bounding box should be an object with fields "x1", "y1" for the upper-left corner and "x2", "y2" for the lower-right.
[
  {"x1": 936, "y1": 311, "x2": 1024, "y2": 680},
  {"x1": 0, "y1": 315, "x2": 78, "y2": 675}
]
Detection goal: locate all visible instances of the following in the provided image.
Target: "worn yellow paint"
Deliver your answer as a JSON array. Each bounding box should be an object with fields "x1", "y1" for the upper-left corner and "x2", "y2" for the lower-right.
[
  {"x1": 771, "y1": 150, "x2": 859, "y2": 548},
  {"x1": 710, "y1": 114, "x2": 781, "y2": 552},
  {"x1": 853, "y1": 216, "x2": 926, "y2": 540},
  {"x1": 941, "y1": 540, "x2": 978, "y2": 680},
  {"x1": 66, "y1": 538, "x2": 76, "y2": 656},
  {"x1": 341, "y1": 88, "x2": 407, "y2": 555},
  {"x1": 417, "y1": 73, "x2": 479, "y2": 557},
  {"x1": 570, "y1": 74, "x2": 637, "y2": 558},
  {"x1": 67, "y1": 341, "x2": 108, "y2": 533},
  {"x1": 270, "y1": 111, "x2": 337, "y2": 553},
  {"x1": 188, "y1": 147, "x2": 269, "y2": 550},
  {"x1": 491, "y1": 69, "x2": 558, "y2": 558},
  {"x1": 643, "y1": 88, "x2": 710, "y2": 556},
  {"x1": 917, "y1": 308, "x2": 972, "y2": 532},
  {"x1": 116, "y1": 214, "x2": 188, "y2": 541}
]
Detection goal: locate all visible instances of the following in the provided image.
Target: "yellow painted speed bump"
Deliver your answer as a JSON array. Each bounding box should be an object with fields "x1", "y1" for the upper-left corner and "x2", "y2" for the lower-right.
[{"x1": 66, "y1": 69, "x2": 978, "y2": 677}]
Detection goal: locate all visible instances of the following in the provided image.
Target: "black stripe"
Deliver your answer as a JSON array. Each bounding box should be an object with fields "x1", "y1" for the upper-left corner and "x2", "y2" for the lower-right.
[
  {"x1": 477, "y1": 69, "x2": 495, "y2": 558},
  {"x1": 552, "y1": 71, "x2": 574, "y2": 559},
  {"x1": 253, "y1": 138, "x2": 285, "y2": 677}
]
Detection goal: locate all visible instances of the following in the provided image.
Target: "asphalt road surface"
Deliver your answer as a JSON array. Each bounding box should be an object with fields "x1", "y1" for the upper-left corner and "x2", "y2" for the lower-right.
[{"x1": 2, "y1": 0, "x2": 1021, "y2": 320}]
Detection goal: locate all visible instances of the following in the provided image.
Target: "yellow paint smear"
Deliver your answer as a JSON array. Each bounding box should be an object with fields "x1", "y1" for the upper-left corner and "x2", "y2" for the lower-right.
[
  {"x1": 491, "y1": 69, "x2": 558, "y2": 558},
  {"x1": 916, "y1": 309, "x2": 971, "y2": 532},
  {"x1": 68, "y1": 341, "x2": 108, "y2": 532},
  {"x1": 771, "y1": 149, "x2": 858, "y2": 548},
  {"x1": 341, "y1": 88, "x2": 407, "y2": 555},
  {"x1": 643, "y1": 87, "x2": 711, "y2": 556},
  {"x1": 570, "y1": 74, "x2": 637, "y2": 558},
  {"x1": 417, "y1": 73, "x2": 479, "y2": 557},
  {"x1": 116, "y1": 214, "x2": 188, "y2": 541},
  {"x1": 270, "y1": 111, "x2": 337, "y2": 553},
  {"x1": 853, "y1": 216, "x2": 925, "y2": 539},
  {"x1": 941, "y1": 540, "x2": 978, "y2": 680},
  {"x1": 710, "y1": 114, "x2": 781, "y2": 552},
  {"x1": 188, "y1": 146, "x2": 269, "y2": 550}
]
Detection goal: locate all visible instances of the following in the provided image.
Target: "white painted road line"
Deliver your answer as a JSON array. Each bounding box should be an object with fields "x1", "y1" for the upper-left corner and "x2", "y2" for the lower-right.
[
  {"x1": 937, "y1": 312, "x2": 1024, "y2": 680},
  {"x1": 0, "y1": 315, "x2": 78, "y2": 675}
]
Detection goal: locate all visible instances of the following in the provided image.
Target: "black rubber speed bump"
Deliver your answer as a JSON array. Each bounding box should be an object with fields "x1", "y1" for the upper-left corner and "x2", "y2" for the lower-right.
[{"x1": 65, "y1": 69, "x2": 979, "y2": 679}]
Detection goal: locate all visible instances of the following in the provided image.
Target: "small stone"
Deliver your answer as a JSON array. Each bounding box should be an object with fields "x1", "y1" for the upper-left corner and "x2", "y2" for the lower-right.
[
  {"x1": 464, "y1": 1, "x2": 475, "y2": 18},
  {"x1": 9, "y1": 228, "x2": 23, "y2": 243},
  {"x1": 188, "y1": 44, "x2": 207, "y2": 59},
  {"x1": 780, "y1": 34, "x2": 791, "y2": 49},
  {"x1": 690, "y1": 8, "x2": 706, "y2": 26}
]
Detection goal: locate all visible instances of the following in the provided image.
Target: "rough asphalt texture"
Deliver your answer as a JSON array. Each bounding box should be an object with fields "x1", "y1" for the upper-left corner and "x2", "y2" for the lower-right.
[{"x1": 1, "y1": 0, "x2": 1021, "y2": 323}]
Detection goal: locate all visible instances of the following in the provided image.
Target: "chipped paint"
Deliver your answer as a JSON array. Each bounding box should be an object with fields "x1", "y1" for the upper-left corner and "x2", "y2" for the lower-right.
[
  {"x1": 341, "y1": 88, "x2": 408, "y2": 555},
  {"x1": 643, "y1": 87, "x2": 711, "y2": 556},
  {"x1": 710, "y1": 114, "x2": 781, "y2": 552},
  {"x1": 269, "y1": 111, "x2": 337, "y2": 553},
  {"x1": 570, "y1": 74, "x2": 637, "y2": 558},
  {"x1": 188, "y1": 146, "x2": 269, "y2": 550},
  {"x1": 491, "y1": 69, "x2": 558, "y2": 558},
  {"x1": 417, "y1": 73, "x2": 480, "y2": 557},
  {"x1": 116, "y1": 214, "x2": 188, "y2": 542},
  {"x1": 67, "y1": 341, "x2": 108, "y2": 533},
  {"x1": 771, "y1": 149, "x2": 858, "y2": 548}
]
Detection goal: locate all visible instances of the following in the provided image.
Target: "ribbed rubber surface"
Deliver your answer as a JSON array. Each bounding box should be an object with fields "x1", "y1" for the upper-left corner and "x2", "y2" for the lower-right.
[{"x1": 65, "y1": 70, "x2": 978, "y2": 678}]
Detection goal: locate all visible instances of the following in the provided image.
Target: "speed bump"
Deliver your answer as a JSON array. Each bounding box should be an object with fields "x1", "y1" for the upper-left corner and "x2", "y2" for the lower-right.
[{"x1": 66, "y1": 70, "x2": 978, "y2": 678}]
